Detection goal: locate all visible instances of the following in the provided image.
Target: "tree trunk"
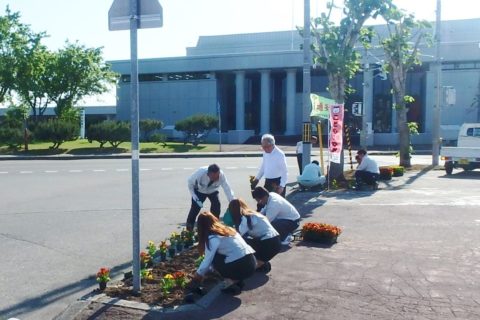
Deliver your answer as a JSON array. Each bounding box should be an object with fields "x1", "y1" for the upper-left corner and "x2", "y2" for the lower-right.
[
  {"x1": 396, "y1": 99, "x2": 411, "y2": 167},
  {"x1": 326, "y1": 74, "x2": 347, "y2": 185}
]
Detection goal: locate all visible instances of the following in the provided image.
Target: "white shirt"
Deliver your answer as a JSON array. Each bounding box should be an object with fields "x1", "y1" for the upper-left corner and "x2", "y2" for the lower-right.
[
  {"x1": 299, "y1": 163, "x2": 322, "y2": 180},
  {"x1": 261, "y1": 192, "x2": 300, "y2": 222},
  {"x1": 196, "y1": 233, "x2": 255, "y2": 276},
  {"x1": 356, "y1": 155, "x2": 380, "y2": 174},
  {"x1": 255, "y1": 146, "x2": 288, "y2": 187},
  {"x1": 238, "y1": 213, "x2": 279, "y2": 240},
  {"x1": 188, "y1": 167, "x2": 235, "y2": 201}
]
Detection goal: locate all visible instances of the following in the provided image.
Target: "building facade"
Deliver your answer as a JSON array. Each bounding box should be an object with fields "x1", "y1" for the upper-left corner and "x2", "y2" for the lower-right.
[{"x1": 110, "y1": 18, "x2": 480, "y2": 146}]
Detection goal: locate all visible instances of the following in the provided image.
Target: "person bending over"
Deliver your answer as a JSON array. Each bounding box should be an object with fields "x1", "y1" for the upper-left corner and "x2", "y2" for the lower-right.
[{"x1": 354, "y1": 149, "x2": 380, "y2": 189}]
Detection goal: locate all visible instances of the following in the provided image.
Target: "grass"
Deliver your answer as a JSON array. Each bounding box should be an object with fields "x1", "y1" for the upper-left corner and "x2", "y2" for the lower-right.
[{"x1": 0, "y1": 139, "x2": 219, "y2": 155}]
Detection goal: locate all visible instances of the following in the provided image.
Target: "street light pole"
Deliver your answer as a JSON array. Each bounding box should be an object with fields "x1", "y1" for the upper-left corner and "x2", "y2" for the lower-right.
[
  {"x1": 432, "y1": 0, "x2": 442, "y2": 166},
  {"x1": 129, "y1": 0, "x2": 141, "y2": 293},
  {"x1": 302, "y1": 0, "x2": 312, "y2": 170}
]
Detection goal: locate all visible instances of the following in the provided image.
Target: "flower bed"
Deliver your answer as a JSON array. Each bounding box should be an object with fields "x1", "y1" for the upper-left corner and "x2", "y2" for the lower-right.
[
  {"x1": 104, "y1": 245, "x2": 222, "y2": 308},
  {"x1": 379, "y1": 166, "x2": 393, "y2": 180},
  {"x1": 301, "y1": 222, "x2": 342, "y2": 244}
]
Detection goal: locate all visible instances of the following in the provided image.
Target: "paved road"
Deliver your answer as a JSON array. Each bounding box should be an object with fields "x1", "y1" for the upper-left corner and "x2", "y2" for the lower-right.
[{"x1": 0, "y1": 155, "x2": 446, "y2": 319}]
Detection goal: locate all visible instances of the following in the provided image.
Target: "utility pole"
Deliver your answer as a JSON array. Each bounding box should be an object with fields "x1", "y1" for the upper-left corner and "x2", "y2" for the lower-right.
[
  {"x1": 302, "y1": 0, "x2": 312, "y2": 170},
  {"x1": 432, "y1": 0, "x2": 442, "y2": 166}
]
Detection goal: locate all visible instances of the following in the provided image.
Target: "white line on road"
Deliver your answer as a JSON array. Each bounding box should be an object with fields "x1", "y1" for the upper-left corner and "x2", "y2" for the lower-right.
[
  {"x1": 246, "y1": 166, "x2": 258, "y2": 169},
  {"x1": 45, "y1": 170, "x2": 58, "y2": 173},
  {"x1": 20, "y1": 171, "x2": 33, "y2": 174},
  {"x1": 0, "y1": 171, "x2": 8, "y2": 174},
  {"x1": 161, "y1": 168, "x2": 172, "y2": 171},
  {"x1": 116, "y1": 169, "x2": 129, "y2": 172},
  {"x1": 140, "y1": 168, "x2": 152, "y2": 171},
  {"x1": 93, "y1": 169, "x2": 106, "y2": 172},
  {"x1": 226, "y1": 167, "x2": 238, "y2": 169},
  {"x1": 183, "y1": 168, "x2": 194, "y2": 170}
]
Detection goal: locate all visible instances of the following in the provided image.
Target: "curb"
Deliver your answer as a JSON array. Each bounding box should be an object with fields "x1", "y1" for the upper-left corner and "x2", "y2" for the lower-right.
[{"x1": 55, "y1": 282, "x2": 224, "y2": 319}]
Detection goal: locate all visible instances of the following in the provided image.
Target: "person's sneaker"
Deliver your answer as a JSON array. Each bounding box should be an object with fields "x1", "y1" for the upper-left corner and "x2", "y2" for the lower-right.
[
  {"x1": 281, "y1": 234, "x2": 293, "y2": 245},
  {"x1": 256, "y1": 261, "x2": 271, "y2": 273}
]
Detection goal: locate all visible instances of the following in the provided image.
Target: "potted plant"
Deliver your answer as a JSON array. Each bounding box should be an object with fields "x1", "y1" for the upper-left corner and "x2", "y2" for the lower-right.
[
  {"x1": 390, "y1": 165, "x2": 405, "y2": 177},
  {"x1": 379, "y1": 166, "x2": 393, "y2": 180},
  {"x1": 147, "y1": 240, "x2": 157, "y2": 258},
  {"x1": 140, "y1": 251, "x2": 152, "y2": 268},
  {"x1": 161, "y1": 274, "x2": 175, "y2": 296},
  {"x1": 173, "y1": 271, "x2": 187, "y2": 288},
  {"x1": 301, "y1": 222, "x2": 342, "y2": 244},
  {"x1": 96, "y1": 267, "x2": 111, "y2": 291},
  {"x1": 158, "y1": 240, "x2": 168, "y2": 261},
  {"x1": 181, "y1": 229, "x2": 194, "y2": 248}
]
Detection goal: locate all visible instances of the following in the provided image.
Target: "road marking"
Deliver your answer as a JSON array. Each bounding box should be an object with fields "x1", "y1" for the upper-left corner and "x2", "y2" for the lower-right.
[
  {"x1": 226, "y1": 166, "x2": 238, "y2": 169},
  {"x1": 183, "y1": 167, "x2": 194, "y2": 170},
  {"x1": 140, "y1": 168, "x2": 152, "y2": 171},
  {"x1": 20, "y1": 171, "x2": 33, "y2": 174},
  {"x1": 93, "y1": 169, "x2": 106, "y2": 172},
  {"x1": 0, "y1": 171, "x2": 8, "y2": 174},
  {"x1": 161, "y1": 168, "x2": 172, "y2": 171},
  {"x1": 246, "y1": 166, "x2": 257, "y2": 169},
  {"x1": 45, "y1": 170, "x2": 58, "y2": 173}
]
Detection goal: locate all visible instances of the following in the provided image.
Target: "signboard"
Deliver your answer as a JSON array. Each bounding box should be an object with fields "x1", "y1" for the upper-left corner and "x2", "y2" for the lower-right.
[
  {"x1": 109, "y1": 0, "x2": 163, "y2": 31},
  {"x1": 329, "y1": 104, "x2": 344, "y2": 164},
  {"x1": 310, "y1": 94, "x2": 335, "y2": 119},
  {"x1": 352, "y1": 102, "x2": 362, "y2": 116}
]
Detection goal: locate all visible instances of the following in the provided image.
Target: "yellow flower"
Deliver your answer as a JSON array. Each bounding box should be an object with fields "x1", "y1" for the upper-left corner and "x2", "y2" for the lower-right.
[{"x1": 163, "y1": 274, "x2": 174, "y2": 280}]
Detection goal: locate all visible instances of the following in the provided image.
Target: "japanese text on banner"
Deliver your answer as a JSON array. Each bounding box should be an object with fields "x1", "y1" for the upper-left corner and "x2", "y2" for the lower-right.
[{"x1": 329, "y1": 104, "x2": 344, "y2": 163}]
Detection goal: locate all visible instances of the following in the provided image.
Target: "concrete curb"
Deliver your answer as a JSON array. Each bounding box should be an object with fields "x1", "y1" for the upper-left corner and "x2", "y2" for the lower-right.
[{"x1": 54, "y1": 282, "x2": 224, "y2": 319}]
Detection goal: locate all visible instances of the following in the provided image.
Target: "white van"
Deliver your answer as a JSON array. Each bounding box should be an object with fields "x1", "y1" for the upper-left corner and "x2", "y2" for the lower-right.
[{"x1": 440, "y1": 123, "x2": 480, "y2": 174}]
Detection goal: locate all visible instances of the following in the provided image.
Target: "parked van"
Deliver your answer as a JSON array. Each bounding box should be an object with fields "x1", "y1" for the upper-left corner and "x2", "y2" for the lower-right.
[{"x1": 440, "y1": 123, "x2": 480, "y2": 174}]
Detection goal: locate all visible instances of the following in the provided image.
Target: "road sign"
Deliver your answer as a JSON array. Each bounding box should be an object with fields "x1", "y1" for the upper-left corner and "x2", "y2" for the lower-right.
[
  {"x1": 109, "y1": 0, "x2": 163, "y2": 31},
  {"x1": 352, "y1": 102, "x2": 363, "y2": 116}
]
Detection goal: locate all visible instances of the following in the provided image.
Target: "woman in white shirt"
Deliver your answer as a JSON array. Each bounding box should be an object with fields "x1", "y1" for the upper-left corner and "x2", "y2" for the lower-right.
[
  {"x1": 193, "y1": 212, "x2": 256, "y2": 293},
  {"x1": 228, "y1": 199, "x2": 281, "y2": 273}
]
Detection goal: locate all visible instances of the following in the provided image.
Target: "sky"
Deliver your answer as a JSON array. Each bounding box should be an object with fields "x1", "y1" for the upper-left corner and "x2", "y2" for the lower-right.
[
  {"x1": 0, "y1": 0, "x2": 478, "y2": 106},
  {"x1": 1, "y1": 0, "x2": 479, "y2": 62}
]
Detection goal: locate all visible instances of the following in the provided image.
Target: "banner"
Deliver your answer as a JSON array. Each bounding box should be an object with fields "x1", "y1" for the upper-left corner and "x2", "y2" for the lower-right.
[
  {"x1": 328, "y1": 104, "x2": 344, "y2": 164},
  {"x1": 310, "y1": 94, "x2": 335, "y2": 119}
]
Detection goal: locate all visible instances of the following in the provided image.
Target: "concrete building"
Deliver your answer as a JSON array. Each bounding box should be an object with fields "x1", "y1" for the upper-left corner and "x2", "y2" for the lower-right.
[{"x1": 110, "y1": 18, "x2": 480, "y2": 146}]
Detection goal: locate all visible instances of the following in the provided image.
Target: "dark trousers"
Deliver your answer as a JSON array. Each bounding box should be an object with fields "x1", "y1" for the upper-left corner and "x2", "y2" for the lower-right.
[
  {"x1": 355, "y1": 170, "x2": 379, "y2": 186},
  {"x1": 245, "y1": 235, "x2": 281, "y2": 262},
  {"x1": 271, "y1": 219, "x2": 300, "y2": 242},
  {"x1": 257, "y1": 177, "x2": 286, "y2": 211},
  {"x1": 297, "y1": 154, "x2": 303, "y2": 175},
  {"x1": 213, "y1": 253, "x2": 257, "y2": 281},
  {"x1": 186, "y1": 190, "x2": 220, "y2": 230}
]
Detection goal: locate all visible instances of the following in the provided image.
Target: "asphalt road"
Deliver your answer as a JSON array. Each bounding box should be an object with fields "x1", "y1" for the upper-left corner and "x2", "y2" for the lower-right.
[{"x1": 0, "y1": 155, "x2": 460, "y2": 320}]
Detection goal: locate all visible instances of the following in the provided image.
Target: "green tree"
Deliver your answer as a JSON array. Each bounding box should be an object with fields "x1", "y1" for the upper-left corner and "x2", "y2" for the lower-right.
[
  {"x1": 378, "y1": 9, "x2": 431, "y2": 167},
  {"x1": 46, "y1": 42, "x2": 118, "y2": 118},
  {"x1": 0, "y1": 7, "x2": 46, "y2": 104},
  {"x1": 307, "y1": 0, "x2": 391, "y2": 181},
  {"x1": 0, "y1": 104, "x2": 29, "y2": 150},
  {"x1": 175, "y1": 114, "x2": 218, "y2": 146},
  {"x1": 87, "y1": 120, "x2": 130, "y2": 148}
]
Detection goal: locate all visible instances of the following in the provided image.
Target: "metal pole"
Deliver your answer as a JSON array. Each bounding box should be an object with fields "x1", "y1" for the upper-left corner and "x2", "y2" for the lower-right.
[
  {"x1": 360, "y1": 62, "x2": 368, "y2": 148},
  {"x1": 432, "y1": 0, "x2": 442, "y2": 166},
  {"x1": 130, "y1": 0, "x2": 141, "y2": 293},
  {"x1": 218, "y1": 102, "x2": 222, "y2": 152},
  {"x1": 302, "y1": 0, "x2": 311, "y2": 170}
]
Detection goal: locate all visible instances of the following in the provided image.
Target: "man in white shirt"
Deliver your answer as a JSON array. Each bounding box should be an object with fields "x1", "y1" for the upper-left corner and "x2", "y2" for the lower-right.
[
  {"x1": 355, "y1": 149, "x2": 380, "y2": 189},
  {"x1": 251, "y1": 134, "x2": 288, "y2": 197},
  {"x1": 252, "y1": 186, "x2": 301, "y2": 245},
  {"x1": 186, "y1": 164, "x2": 235, "y2": 231},
  {"x1": 297, "y1": 160, "x2": 326, "y2": 190}
]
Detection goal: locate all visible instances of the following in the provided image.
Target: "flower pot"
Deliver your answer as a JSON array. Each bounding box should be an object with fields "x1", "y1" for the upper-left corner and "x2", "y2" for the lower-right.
[{"x1": 98, "y1": 281, "x2": 107, "y2": 291}]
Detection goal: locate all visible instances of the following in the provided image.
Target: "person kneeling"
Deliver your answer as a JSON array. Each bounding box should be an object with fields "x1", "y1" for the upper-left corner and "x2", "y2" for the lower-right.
[
  {"x1": 297, "y1": 160, "x2": 326, "y2": 191},
  {"x1": 229, "y1": 198, "x2": 281, "y2": 273},
  {"x1": 354, "y1": 149, "x2": 380, "y2": 189},
  {"x1": 192, "y1": 212, "x2": 256, "y2": 294}
]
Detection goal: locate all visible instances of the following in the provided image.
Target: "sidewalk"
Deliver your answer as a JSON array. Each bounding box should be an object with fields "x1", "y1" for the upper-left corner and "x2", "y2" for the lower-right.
[{"x1": 53, "y1": 165, "x2": 480, "y2": 320}]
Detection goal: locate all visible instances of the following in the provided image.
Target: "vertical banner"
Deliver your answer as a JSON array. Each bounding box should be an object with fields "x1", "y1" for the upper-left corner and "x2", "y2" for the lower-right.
[{"x1": 328, "y1": 104, "x2": 344, "y2": 163}]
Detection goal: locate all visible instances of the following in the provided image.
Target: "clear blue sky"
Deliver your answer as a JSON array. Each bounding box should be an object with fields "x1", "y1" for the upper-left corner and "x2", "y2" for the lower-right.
[{"x1": 1, "y1": 0, "x2": 478, "y2": 62}]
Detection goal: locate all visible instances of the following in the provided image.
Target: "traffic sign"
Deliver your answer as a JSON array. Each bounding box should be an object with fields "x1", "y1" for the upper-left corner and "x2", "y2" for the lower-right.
[
  {"x1": 109, "y1": 0, "x2": 163, "y2": 31},
  {"x1": 352, "y1": 102, "x2": 363, "y2": 116}
]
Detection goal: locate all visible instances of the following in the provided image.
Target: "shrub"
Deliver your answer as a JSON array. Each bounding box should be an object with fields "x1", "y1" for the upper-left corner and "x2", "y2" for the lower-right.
[
  {"x1": 149, "y1": 133, "x2": 167, "y2": 147},
  {"x1": 0, "y1": 127, "x2": 24, "y2": 150},
  {"x1": 87, "y1": 120, "x2": 131, "y2": 148},
  {"x1": 33, "y1": 118, "x2": 79, "y2": 149},
  {"x1": 175, "y1": 114, "x2": 218, "y2": 146},
  {"x1": 140, "y1": 119, "x2": 164, "y2": 142}
]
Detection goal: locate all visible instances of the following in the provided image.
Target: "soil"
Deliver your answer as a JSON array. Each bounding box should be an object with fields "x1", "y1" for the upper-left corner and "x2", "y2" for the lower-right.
[{"x1": 103, "y1": 246, "x2": 222, "y2": 308}]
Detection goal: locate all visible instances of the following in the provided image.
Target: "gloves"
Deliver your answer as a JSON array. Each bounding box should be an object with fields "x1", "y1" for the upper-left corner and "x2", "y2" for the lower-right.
[{"x1": 192, "y1": 195, "x2": 203, "y2": 208}]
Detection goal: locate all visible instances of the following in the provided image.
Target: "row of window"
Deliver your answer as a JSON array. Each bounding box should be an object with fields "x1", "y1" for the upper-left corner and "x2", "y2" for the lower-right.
[{"x1": 120, "y1": 72, "x2": 211, "y2": 83}]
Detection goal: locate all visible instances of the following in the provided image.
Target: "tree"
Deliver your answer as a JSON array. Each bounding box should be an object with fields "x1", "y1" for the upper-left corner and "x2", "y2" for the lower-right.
[
  {"x1": 87, "y1": 120, "x2": 130, "y2": 148},
  {"x1": 140, "y1": 119, "x2": 164, "y2": 142},
  {"x1": 175, "y1": 114, "x2": 218, "y2": 146},
  {"x1": 33, "y1": 118, "x2": 79, "y2": 149},
  {"x1": 45, "y1": 42, "x2": 118, "y2": 118},
  {"x1": 0, "y1": 7, "x2": 46, "y2": 104},
  {"x1": 378, "y1": 9, "x2": 431, "y2": 167},
  {"x1": 307, "y1": 0, "x2": 391, "y2": 181}
]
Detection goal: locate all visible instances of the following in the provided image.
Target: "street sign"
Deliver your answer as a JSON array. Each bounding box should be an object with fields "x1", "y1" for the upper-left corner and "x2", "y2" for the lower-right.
[
  {"x1": 109, "y1": 0, "x2": 163, "y2": 31},
  {"x1": 352, "y1": 102, "x2": 363, "y2": 116}
]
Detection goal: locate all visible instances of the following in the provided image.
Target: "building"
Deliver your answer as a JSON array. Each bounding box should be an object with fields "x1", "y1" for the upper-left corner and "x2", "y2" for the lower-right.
[{"x1": 110, "y1": 18, "x2": 480, "y2": 146}]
